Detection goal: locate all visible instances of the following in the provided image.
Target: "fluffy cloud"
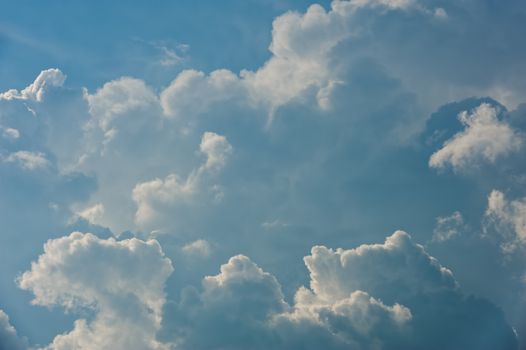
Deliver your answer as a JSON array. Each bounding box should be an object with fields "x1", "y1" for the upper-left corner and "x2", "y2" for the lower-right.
[
  {"x1": 18, "y1": 232, "x2": 173, "y2": 350},
  {"x1": 485, "y1": 190, "x2": 526, "y2": 253},
  {"x1": 0, "y1": 69, "x2": 66, "y2": 102},
  {"x1": 199, "y1": 132, "x2": 233, "y2": 172},
  {"x1": 429, "y1": 103, "x2": 523, "y2": 171},
  {"x1": 162, "y1": 231, "x2": 516, "y2": 349},
  {"x1": 1, "y1": 126, "x2": 20, "y2": 140},
  {"x1": 132, "y1": 131, "x2": 232, "y2": 231},
  {"x1": 182, "y1": 239, "x2": 212, "y2": 258},
  {"x1": 304, "y1": 231, "x2": 457, "y2": 303},
  {"x1": 160, "y1": 0, "x2": 430, "y2": 124},
  {"x1": 73, "y1": 203, "x2": 105, "y2": 226},
  {"x1": 0, "y1": 310, "x2": 27, "y2": 350},
  {"x1": 85, "y1": 77, "x2": 159, "y2": 134}
]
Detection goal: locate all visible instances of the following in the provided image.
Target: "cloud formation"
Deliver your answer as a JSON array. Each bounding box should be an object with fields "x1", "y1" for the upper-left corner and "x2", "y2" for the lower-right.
[
  {"x1": 132, "y1": 131, "x2": 232, "y2": 232},
  {"x1": 429, "y1": 103, "x2": 523, "y2": 171},
  {"x1": 18, "y1": 232, "x2": 173, "y2": 350},
  {"x1": 0, "y1": 310, "x2": 27, "y2": 350},
  {"x1": 485, "y1": 190, "x2": 526, "y2": 253},
  {"x1": 0, "y1": 68, "x2": 66, "y2": 102},
  {"x1": 162, "y1": 231, "x2": 517, "y2": 349}
]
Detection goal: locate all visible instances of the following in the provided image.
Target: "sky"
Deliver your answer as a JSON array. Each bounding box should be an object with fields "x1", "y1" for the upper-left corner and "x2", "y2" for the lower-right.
[{"x1": 0, "y1": 0, "x2": 526, "y2": 349}]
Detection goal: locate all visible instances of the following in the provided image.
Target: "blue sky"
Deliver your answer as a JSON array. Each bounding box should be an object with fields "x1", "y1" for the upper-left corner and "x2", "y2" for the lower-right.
[{"x1": 1, "y1": 1, "x2": 526, "y2": 349}]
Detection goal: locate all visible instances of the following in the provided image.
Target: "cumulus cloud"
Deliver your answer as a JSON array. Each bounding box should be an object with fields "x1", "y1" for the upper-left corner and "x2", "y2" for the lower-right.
[
  {"x1": 160, "y1": 0, "x2": 429, "y2": 124},
  {"x1": 1, "y1": 126, "x2": 20, "y2": 140},
  {"x1": 0, "y1": 310, "x2": 27, "y2": 350},
  {"x1": 432, "y1": 211, "x2": 465, "y2": 243},
  {"x1": 182, "y1": 239, "x2": 212, "y2": 258},
  {"x1": 3, "y1": 151, "x2": 50, "y2": 170},
  {"x1": 85, "y1": 77, "x2": 159, "y2": 134},
  {"x1": 0, "y1": 68, "x2": 66, "y2": 102},
  {"x1": 132, "y1": 131, "x2": 232, "y2": 231},
  {"x1": 200, "y1": 132, "x2": 233, "y2": 172},
  {"x1": 429, "y1": 103, "x2": 523, "y2": 171},
  {"x1": 162, "y1": 231, "x2": 516, "y2": 349},
  {"x1": 74, "y1": 203, "x2": 105, "y2": 225},
  {"x1": 18, "y1": 232, "x2": 173, "y2": 350},
  {"x1": 304, "y1": 230, "x2": 457, "y2": 303},
  {"x1": 485, "y1": 190, "x2": 526, "y2": 253}
]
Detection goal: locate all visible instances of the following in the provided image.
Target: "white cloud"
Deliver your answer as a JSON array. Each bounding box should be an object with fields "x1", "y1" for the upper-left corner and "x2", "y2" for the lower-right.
[
  {"x1": 160, "y1": 69, "x2": 246, "y2": 120},
  {"x1": 0, "y1": 68, "x2": 66, "y2": 102},
  {"x1": 161, "y1": 231, "x2": 516, "y2": 349},
  {"x1": 485, "y1": 190, "x2": 526, "y2": 253},
  {"x1": 18, "y1": 232, "x2": 173, "y2": 350},
  {"x1": 3, "y1": 151, "x2": 50, "y2": 170},
  {"x1": 429, "y1": 103, "x2": 523, "y2": 171},
  {"x1": 304, "y1": 230, "x2": 457, "y2": 303},
  {"x1": 432, "y1": 211, "x2": 465, "y2": 243},
  {"x1": 1, "y1": 126, "x2": 20, "y2": 140},
  {"x1": 74, "y1": 203, "x2": 105, "y2": 225},
  {"x1": 200, "y1": 132, "x2": 233, "y2": 172},
  {"x1": 182, "y1": 239, "x2": 212, "y2": 257},
  {"x1": 85, "y1": 77, "x2": 159, "y2": 133},
  {"x1": 0, "y1": 310, "x2": 27, "y2": 350},
  {"x1": 160, "y1": 1, "x2": 421, "y2": 124},
  {"x1": 133, "y1": 131, "x2": 232, "y2": 230}
]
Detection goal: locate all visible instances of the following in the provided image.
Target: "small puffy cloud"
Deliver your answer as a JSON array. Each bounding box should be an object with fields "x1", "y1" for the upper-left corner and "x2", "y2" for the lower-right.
[
  {"x1": 74, "y1": 203, "x2": 105, "y2": 225},
  {"x1": 429, "y1": 103, "x2": 523, "y2": 171},
  {"x1": 1, "y1": 126, "x2": 20, "y2": 140},
  {"x1": 18, "y1": 232, "x2": 173, "y2": 350},
  {"x1": 3, "y1": 151, "x2": 50, "y2": 170},
  {"x1": 133, "y1": 173, "x2": 196, "y2": 228},
  {"x1": 200, "y1": 132, "x2": 233, "y2": 172},
  {"x1": 0, "y1": 68, "x2": 66, "y2": 102},
  {"x1": 133, "y1": 131, "x2": 232, "y2": 231},
  {"x1": 304, "y1": 230, "x2": 457, "y2": 303},
  {"x1": 0, "y1": 310, "x2": 28, "y2": 350},
  {"x1": 485, "y1": 190, "x2": 526, "y2": 253},
  {"x1": 432, "y1": 211, "x2": 465, "y2": 243},
  {"x1": 182, "y1": 239, "x2": 212, "y2": 258}
]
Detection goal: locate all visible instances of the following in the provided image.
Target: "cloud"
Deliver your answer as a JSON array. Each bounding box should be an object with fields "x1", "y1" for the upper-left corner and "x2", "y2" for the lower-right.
[
  {"x1": 74, "y1": 203, "x2": 105, "y2": 226},
  {"x1": 159, "y1": 0, "x2": 429, "y2": 124},
  {"x1": 485, "y1": 190, "x2": 526, "y2": 253},
  {"x1": 162, "y1": 231, "x2": 517, "y2": 349},
  {"x1": 160, "y1": 69, "x2": 246, "y2": 120},
  {"x1": 304, "y1": 230, "x2": 457, "y2": 303},
  {"x1": 1, "y1": 126, "x2": 20, "y2": 140},
  {"x1": 0, "y1": 310, "x2": 28, "y2": 350},
  {"x1": 85, "y1": 77, "x2": 159, "y2": 134},
  {"x1": 18, "y1": 232, "x2": 173, "y2": 350},
  {"x1": 182, "y1": 239, "x2": 212, "y2": 258},
  {"x1": 132, "y1": 131, "x2": 232, "y2": 231},
  {"x1": 0, "y1": 68, "x2": 66, "y2": 102},
  {"x1": 429, "y1": 103, "x2": 523, "y2": 171},
  {"x1": 3, "y1": 150, "x2": 50, "y2": 170},
  {"x1": 200, "y1": 132, "x2": 233, "y2": 172},
  {"x1": 432, "y1": 211, "x2": 465, "y2": 243}
]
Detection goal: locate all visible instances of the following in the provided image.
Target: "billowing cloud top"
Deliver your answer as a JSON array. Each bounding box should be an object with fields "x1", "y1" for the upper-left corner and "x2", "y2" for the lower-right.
[{"x1": 1, "y1": 0, "x2": 526, "y2": 349}]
